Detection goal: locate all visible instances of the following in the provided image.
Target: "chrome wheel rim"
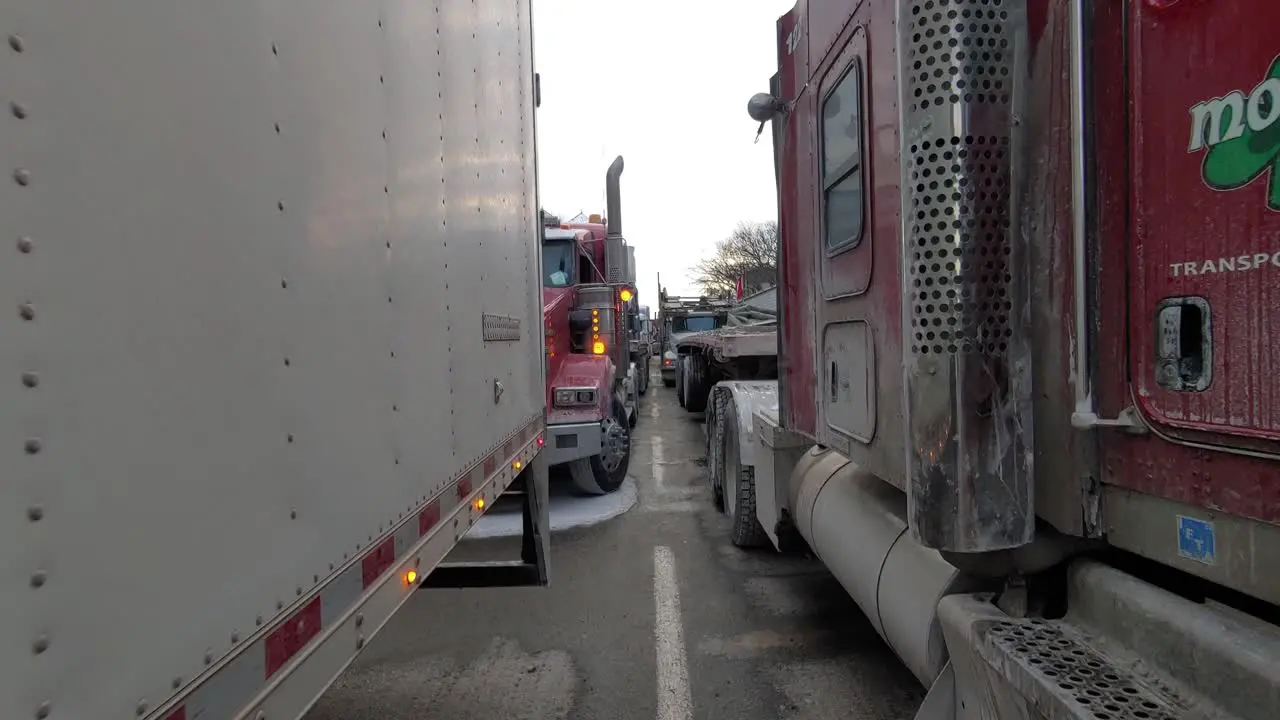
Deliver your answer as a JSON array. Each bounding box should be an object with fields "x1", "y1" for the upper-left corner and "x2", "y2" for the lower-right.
[{"x1": 600, "y1": 416, "x2": 630, "y2": 473}]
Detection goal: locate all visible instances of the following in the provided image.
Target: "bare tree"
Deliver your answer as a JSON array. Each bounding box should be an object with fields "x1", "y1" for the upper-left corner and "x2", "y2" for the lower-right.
[{"x1": 690, "y1": 220, "x2": 778, "y2": 295}]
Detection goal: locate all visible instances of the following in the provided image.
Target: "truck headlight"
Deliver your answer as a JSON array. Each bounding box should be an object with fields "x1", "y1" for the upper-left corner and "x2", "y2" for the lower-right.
[{"x1": 554, "y1": 388, "x2": 596, "y2": 406}]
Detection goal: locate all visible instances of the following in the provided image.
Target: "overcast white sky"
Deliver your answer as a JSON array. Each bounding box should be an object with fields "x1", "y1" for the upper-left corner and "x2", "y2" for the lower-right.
[{"x1": 531, "y1": 0, "x2": 795, "y2": 307}]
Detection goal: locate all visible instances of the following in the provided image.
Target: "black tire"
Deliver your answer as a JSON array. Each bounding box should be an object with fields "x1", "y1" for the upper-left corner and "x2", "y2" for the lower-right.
[
  {"x1": 706, "y1": 388, "x2": 726, "y2": 512},
  {"x1": 676, "y1": 358, "x2": 687, "y2": 408},
  {"x1": 568, "y1": 393, "x2": 631, "y2": 495},
  {"x1": 721, "y1": 394, "x2": 769, "y2": 547},
  {"x1": 684, "y1": 354, "x2": 711, "y2": 413},
  {"x1": 638, "y1": 359, "x2": 649, "y2": 395}
]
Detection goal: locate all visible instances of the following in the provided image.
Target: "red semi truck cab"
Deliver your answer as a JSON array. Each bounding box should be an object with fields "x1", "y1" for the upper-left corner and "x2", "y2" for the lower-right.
[
  {"x1": 764, "y1": 0, "x2": 1280, "y2": 571},
  {"x1": 539, "y1": 158, "x2": 642, "y2": 495},
  {"x1": 696, "y1": 0, "x2": 1280, "y2": 717}
]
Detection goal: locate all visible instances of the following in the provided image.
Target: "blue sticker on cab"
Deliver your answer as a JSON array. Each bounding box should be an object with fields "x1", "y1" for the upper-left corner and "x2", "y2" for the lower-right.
[{"x1": 1176, "y1": 515, "x2": 1216, "y2": 566}]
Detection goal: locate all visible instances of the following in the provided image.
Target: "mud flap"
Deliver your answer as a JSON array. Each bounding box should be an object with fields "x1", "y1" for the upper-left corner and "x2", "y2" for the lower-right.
[
  {"x1": 914, "y1": 661, "x2": 956, "y2": 720},
  {"x1": 522, "y1": 448, "x2": 551, "y2": 585},
  {"x1": 421, "y1": 450, "x2": 551, "y2": 588},
  {"x1": 623, "y1": 364, "x2": 639, "y2": 426}
]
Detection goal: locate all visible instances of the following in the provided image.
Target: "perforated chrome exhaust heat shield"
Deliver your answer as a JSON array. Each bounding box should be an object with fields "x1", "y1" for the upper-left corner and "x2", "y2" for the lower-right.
[
  {"x1": 898, "y1": 0, "x2": 1034, "y2": 552},
  {"x1": 576, "y1": 285, "x2": 626, "y2": 383}
]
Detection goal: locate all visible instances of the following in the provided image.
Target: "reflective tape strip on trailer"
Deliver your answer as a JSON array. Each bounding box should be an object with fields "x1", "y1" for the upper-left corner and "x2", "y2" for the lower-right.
[{"x1": 154, "y1": 414, "x2": 545, "y2": 720}]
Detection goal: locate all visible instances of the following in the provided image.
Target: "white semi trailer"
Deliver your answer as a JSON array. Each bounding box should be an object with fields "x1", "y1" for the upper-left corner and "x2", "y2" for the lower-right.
[{"x1": 0, "y1": 2, "x2": 549, "y2": 719}]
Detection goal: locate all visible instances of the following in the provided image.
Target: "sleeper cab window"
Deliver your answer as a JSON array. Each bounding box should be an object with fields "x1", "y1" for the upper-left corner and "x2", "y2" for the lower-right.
[{"x1": 820, "y1": 59, "x2": 865, "y2": 254}]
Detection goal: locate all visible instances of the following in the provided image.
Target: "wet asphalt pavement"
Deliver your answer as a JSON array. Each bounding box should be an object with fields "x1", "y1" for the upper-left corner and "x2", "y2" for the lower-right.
[{"x1": 307, "y1": 375, "x2": 923, "y2": 720}]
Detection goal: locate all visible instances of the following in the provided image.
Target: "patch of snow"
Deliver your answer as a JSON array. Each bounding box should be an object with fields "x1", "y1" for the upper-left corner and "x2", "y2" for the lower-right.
[{"x1": 465, "y1": 476, "x2": 638, "y2": 539}]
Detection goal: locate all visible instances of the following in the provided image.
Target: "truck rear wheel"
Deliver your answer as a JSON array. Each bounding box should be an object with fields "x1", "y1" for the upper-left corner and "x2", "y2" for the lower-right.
[
  {"x1": 683, "y1": 354, "x2": 711, "y2": 413},
  {"x1": 675, "y1": 358, "x2": 687, "y2": 408},
  {"x1": 720, "y1": 394, "x2": 768, "y2": 547},
  {"x1": 569, "y1": 394, "x2": 631, "y2": 495},
  {"x1": 706, "y1": 389, "x2": 726, "y2": 512}
]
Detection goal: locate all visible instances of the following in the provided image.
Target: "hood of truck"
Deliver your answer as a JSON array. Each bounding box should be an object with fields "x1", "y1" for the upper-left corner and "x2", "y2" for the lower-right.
[
  {"x1": 547, "y1": 354, "x2": 613, "y2": 424},
  {"x1": 666, "y1": 330, "x2": 699, "y2": 353},
  {"x1": 543, "y1": 286, "x2": 573, "y2": 312}
]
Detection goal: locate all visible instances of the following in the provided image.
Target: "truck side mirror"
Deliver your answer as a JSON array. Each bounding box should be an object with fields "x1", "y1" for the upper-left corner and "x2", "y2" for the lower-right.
[
  {"x1": 747, "y1": 92, "x2": 782, "y2": 122},
  {"x1": 747, "y1": 92, "x2": 783, "y2": 142}
]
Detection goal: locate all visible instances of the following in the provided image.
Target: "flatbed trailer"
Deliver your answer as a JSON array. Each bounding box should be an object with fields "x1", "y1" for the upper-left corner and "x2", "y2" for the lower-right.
[
  {"x1": 0, "y1": 2, "x2": 550, "y2": 719},
  {"x1": 676, "y1": 323, "x2": 778, "y2": 363},
  {"x1": 671, "y1": 323, "x2": 778, "y2": 412},
  {"x1": 671, "y1": 290, "x2": 779, "y2": 412}
]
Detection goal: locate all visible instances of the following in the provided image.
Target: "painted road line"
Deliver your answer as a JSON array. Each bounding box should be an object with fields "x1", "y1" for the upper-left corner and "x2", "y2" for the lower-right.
[
  {"x1": 644, "y1": 433, "x2": 704, "y2": 513},
  {"x1": 651, "y1": 435, "x2": 668, "y2": 502},
  {"x1": 654, "y1": 545, "x2": 693, "y2": 720}
]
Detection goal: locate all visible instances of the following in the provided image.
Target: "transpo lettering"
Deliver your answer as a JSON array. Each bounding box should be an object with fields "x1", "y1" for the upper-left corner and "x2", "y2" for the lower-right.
[
  {"x1": 1188, "y1": 54, "x2": 1280, "y2": 210},
  {"x1": 1169, "y1": 250, "x2": 1280, "y2": 276}
]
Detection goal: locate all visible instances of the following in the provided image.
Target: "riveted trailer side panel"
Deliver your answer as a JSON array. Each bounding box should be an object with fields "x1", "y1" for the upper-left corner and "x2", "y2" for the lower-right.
[{"x1": 0, "y1": 1, "x2": 544, "y2": 718}]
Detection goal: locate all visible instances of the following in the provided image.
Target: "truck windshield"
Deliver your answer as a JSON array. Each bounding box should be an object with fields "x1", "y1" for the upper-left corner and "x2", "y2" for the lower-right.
[
  {"x1": 542, "y1": 240, "x2": 575, "y2": 287},
  {"x1": 673, "y1": 315, "x2": 721, "y2": 333}
]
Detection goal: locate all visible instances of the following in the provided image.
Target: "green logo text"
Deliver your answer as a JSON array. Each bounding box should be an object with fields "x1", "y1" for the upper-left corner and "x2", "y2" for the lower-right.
[{"x1": 1187, "y1": 55, "x2": 1280, "y2": 210}]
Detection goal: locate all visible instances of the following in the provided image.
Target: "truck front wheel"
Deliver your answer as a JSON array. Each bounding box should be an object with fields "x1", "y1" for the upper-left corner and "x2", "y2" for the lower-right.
[{"x1": 569, "y1": 394, "x2": 631, "y2": 495}]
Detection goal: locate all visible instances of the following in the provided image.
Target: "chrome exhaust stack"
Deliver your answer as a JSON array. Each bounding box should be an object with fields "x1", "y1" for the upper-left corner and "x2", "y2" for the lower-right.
[{"x1": 603, "y1": 156, "x2": 628, "y2": 284}]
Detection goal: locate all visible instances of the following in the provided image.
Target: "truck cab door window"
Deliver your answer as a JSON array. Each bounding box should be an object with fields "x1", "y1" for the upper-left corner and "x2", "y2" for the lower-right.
[
  {"x1": 820, "y1": 60, "x2": 865, "y2": 253},
  {"x1": 542, "y1": 240, "x2": 575, "y2": 287}
]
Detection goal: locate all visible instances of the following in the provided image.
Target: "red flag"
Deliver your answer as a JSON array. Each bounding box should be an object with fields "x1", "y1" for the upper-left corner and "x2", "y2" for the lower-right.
[{"x1": 735, "y1": 272, "x2": 744, "y2": 301}]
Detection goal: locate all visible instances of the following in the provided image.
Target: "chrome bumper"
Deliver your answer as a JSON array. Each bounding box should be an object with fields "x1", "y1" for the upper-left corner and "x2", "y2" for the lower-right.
[{"x1": 545, "y1": 421, "x2": 603, "y2": 466}]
